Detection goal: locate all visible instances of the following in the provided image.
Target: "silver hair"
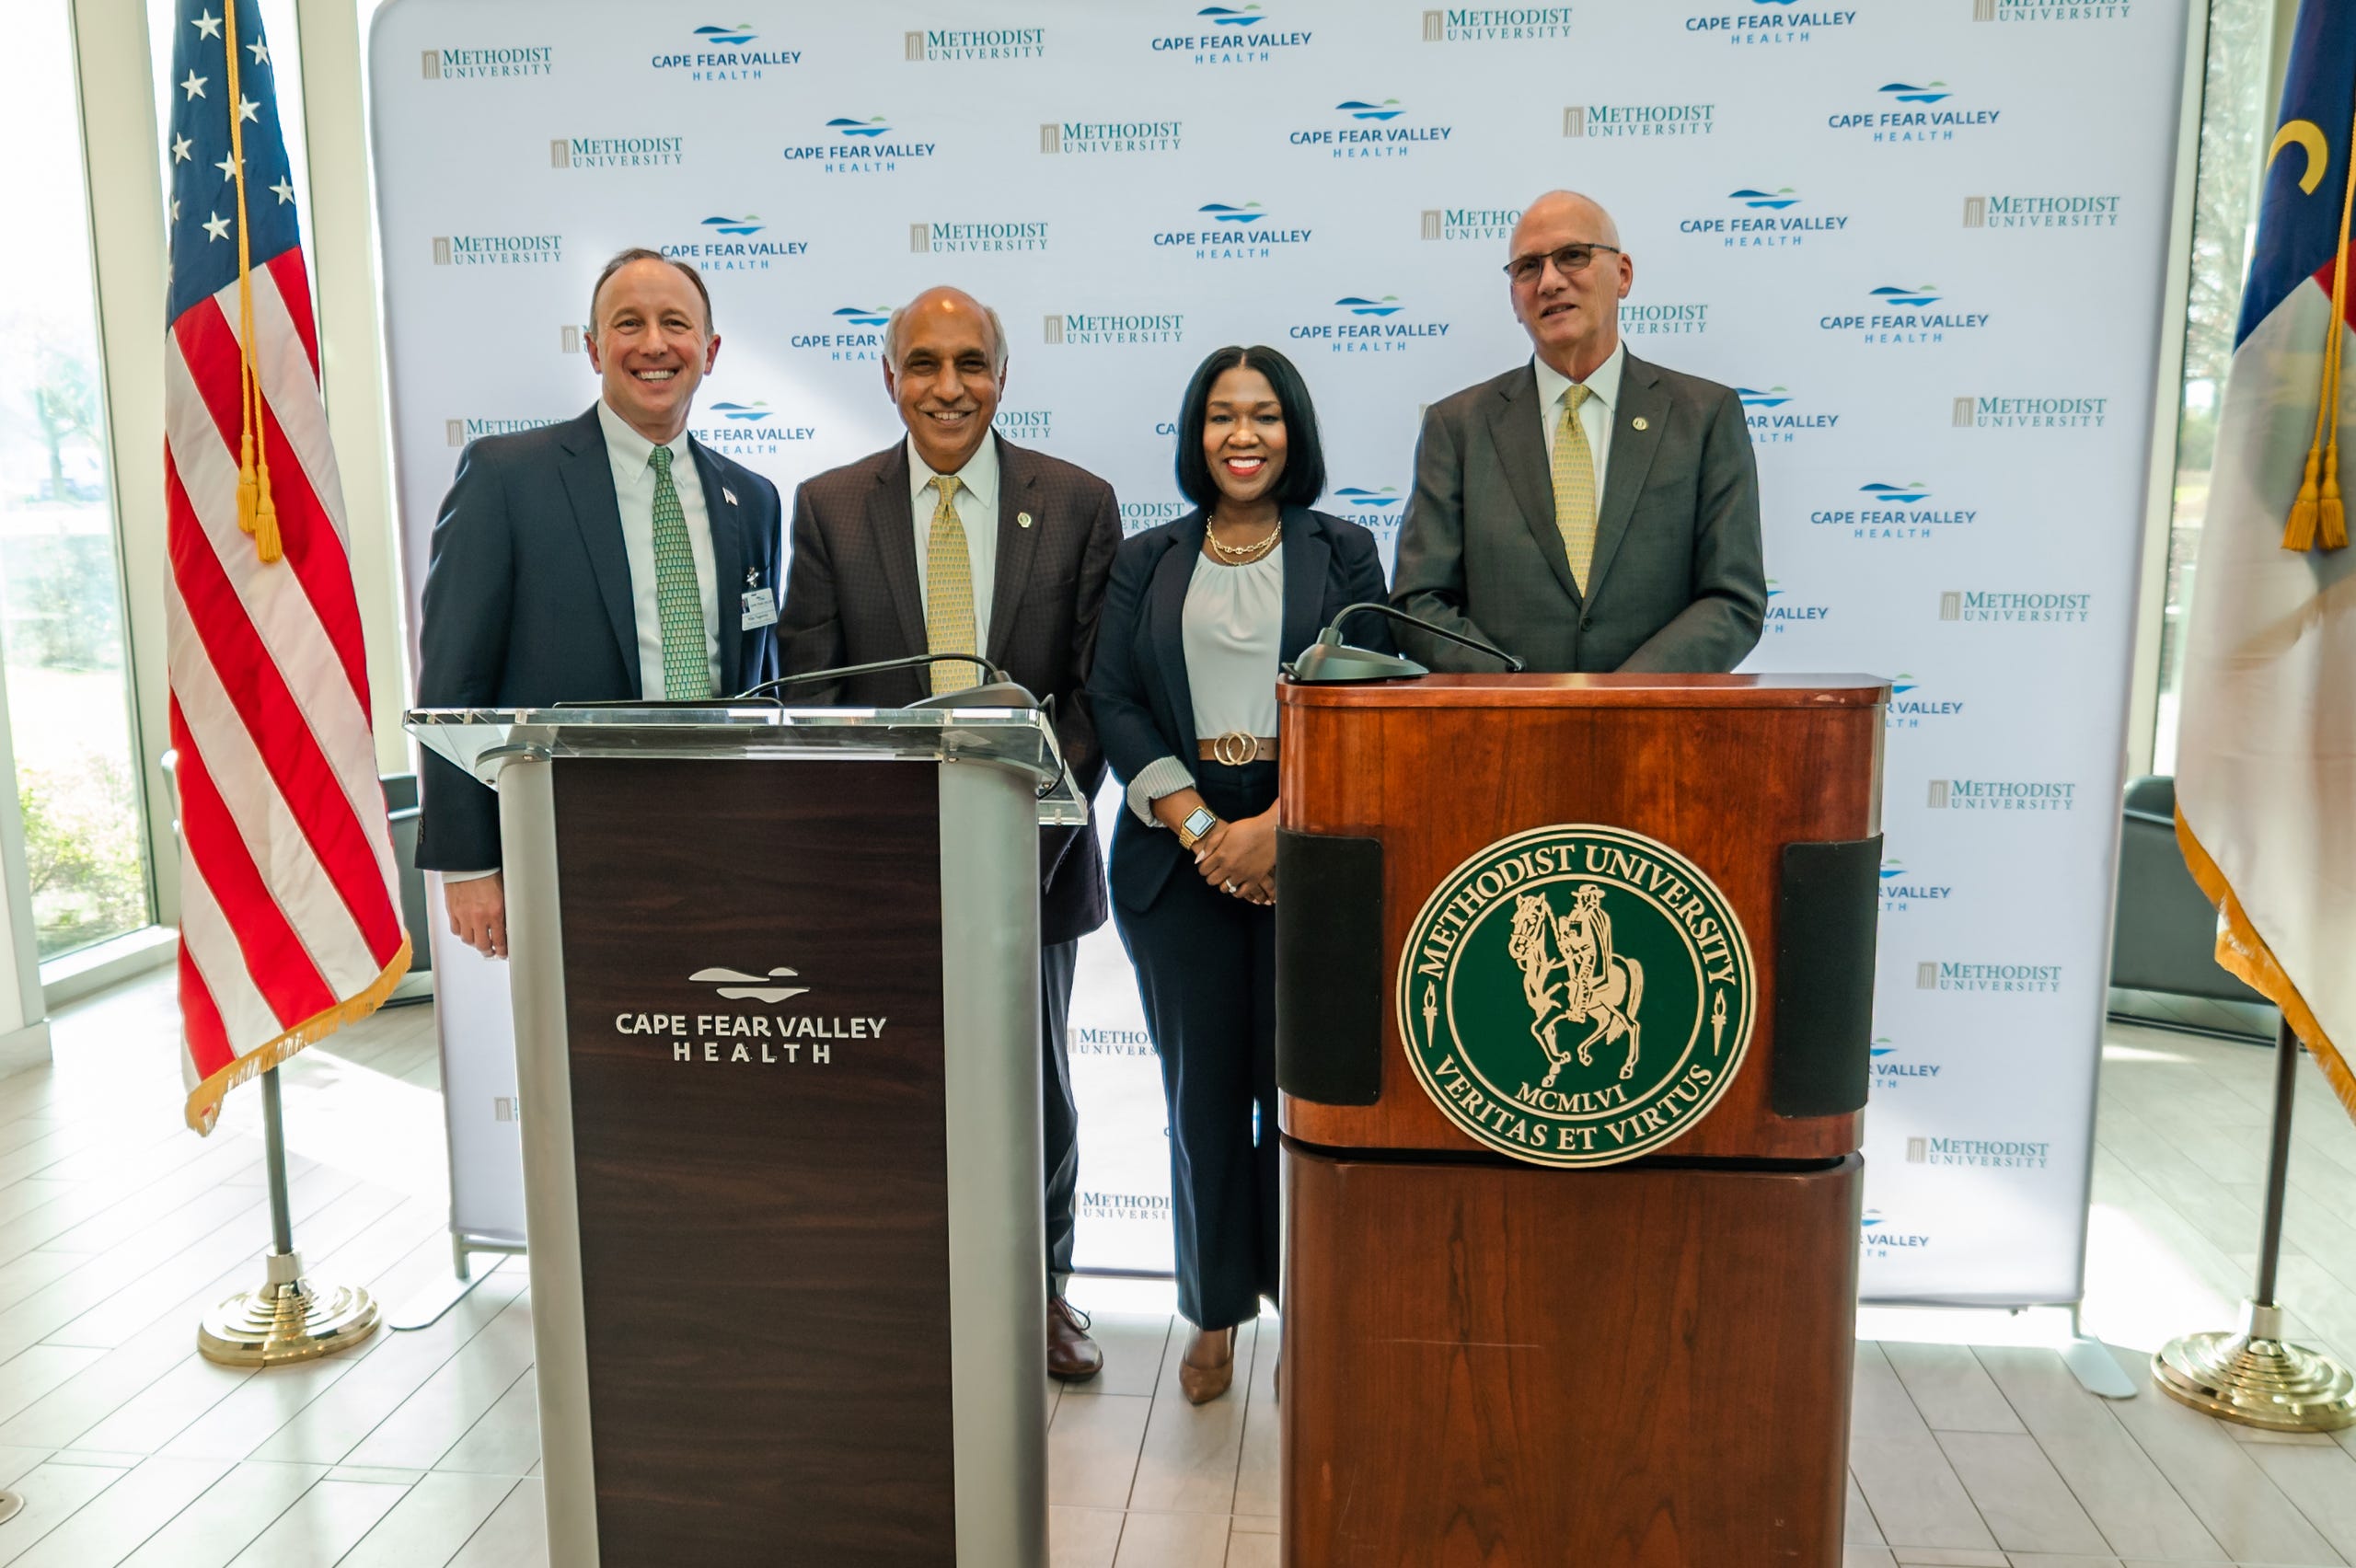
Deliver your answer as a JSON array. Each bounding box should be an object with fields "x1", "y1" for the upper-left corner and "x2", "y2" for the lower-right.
[{"x1": 882, "y1": 295, "x2": 1010, "y2": 374}]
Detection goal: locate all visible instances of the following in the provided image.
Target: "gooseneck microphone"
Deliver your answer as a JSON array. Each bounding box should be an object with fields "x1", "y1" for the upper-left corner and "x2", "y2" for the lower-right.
[
  {"x1": 733, "y1": 652, "x2": 1039, "y2": 710},
  {"x1": 1284, "y1": 603, "x2": 1524, "y2": 684}
]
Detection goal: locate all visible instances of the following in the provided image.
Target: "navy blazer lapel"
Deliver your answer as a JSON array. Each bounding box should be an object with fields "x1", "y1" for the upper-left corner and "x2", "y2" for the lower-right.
[
  {"x1": 987, "y1": 436, "x2": 1045, "y2": 665},
  {"x1": 1278, "y1": 506, "x2": 1329, "y2": 660},
  {"x1": 1484, "y1": 365, "x2": 1583, "y2": 605},
  {"x1": 689, "y1": 440, "x2": 745, "y2": 692},
  {"x1": 554, "y1": 408, "x2": 638, "y2": 680},
  {"x1": 866, "y1": 444, "x2": 930, "y2": 656},
  {"x1": 1586, "y1": 353, "x2": 1670, "y2": 604},
  {"x1": 1146, "y1": 515, "x2": 1204, "y2": 750}
]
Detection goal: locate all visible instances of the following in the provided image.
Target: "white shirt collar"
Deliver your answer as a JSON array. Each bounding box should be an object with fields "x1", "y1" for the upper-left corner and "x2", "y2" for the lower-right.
[
  {"x1": 1532, "y1": 340, "x2": 1626, "y2": 417},
  {"x1": 596, "y1": 397, "x2": 691, "y2": 474},
  {"x1": 907, "y1": 432, "x2": 1000, "y2": 510}
]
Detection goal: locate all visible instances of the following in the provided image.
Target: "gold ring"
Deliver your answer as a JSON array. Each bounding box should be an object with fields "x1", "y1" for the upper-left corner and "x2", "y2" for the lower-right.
[{"x1": 1213, "y1": 731, "x2": 1258, "y2": 767}]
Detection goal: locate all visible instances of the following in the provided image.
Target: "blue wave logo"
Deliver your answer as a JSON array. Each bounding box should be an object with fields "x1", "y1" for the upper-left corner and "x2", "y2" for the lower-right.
[
  {"x1": 1337, "y1": 294, "x2": 1402, "y2": 317},
  {"x1": 710, "y1": 400, "x2": 776, "y2": 423},
  {"x1": 1861, "y1": 1208, "x2": 1886, "y2": 1229},
  {"x1": 696, "y1": 22, "x2": 756, "y2": 45},
  {"x1": 1871, "y1": 283, "x2": 1942, "y2": 308},
  {"x1": 1862, "y1": 480, "x2": 1930, "y2": 504},
  {"x1": 1337, "y1": 98, "x2": 1403, "y2": 121},
  {"x1": 1879, "y1": 80, "x2": 1951, "y2": 104},
  {"x1": 1871, "y1": 1039, "x2": 1895, "y2": 1058},
  {"x1": 828, "y1": 116, "x2": 891, "y2": 138},
  {"x1": 1199, "y1": 4, "x2": 1266, "y2": 25},
  {"x1": 833, "y1": 305, "x2": 889, "y2": 327},
  {"x1": 1200, "y1": 202, "x2": 1266, "y2": 224},
  {"x1": 1890, "y1": 672, "x2": 1917, "y2": 696},
  {"x1": 1729, "y1": 187, "x2": 1799, "y2": 211},
  {"x1": 1737, "y1": 385, "x2": 1792, "y2": 409},
  {"x1": 1334, "y1": 485, "x2": 1402, "y2": 508},
  {"x1": 701, "y1": 214, "x2": 764, "y2": 236},
  {"x1": 1879, "y1": 859, "x2": 1906, "y2": 882}
]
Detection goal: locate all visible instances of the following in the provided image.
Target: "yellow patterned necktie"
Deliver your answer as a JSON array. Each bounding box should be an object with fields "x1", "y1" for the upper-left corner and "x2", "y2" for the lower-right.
[
  {"x1": 1552, "y1": 383, "x2": 1599, "y2": 594},
  {"x1": 924, "y1": 474, "x2": 978, "y2": 694}
]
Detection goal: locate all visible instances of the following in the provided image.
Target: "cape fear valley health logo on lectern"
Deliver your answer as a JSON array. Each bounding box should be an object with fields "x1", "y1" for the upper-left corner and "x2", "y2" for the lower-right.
[{"x1": 1398, "y1": 824, "x2": 1755, "y2": 1167}]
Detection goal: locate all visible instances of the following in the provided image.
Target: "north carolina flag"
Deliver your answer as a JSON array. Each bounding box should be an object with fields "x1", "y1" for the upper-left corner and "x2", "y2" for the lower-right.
[{"x1": 2175, "y1": 0, "x2": 2356, "y2": 1119}]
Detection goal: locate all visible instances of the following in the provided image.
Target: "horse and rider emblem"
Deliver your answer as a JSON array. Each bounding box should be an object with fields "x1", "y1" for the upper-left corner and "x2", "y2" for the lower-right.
[{"x1": 1398, "y1": 824, "x2": 1756, "y2": 1169}]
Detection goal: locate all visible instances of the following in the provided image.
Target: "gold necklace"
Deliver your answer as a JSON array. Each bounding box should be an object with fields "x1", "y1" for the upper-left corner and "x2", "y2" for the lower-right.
[{"x1": 1207, "y1": 513, "x2": 1282, "y2": 564}]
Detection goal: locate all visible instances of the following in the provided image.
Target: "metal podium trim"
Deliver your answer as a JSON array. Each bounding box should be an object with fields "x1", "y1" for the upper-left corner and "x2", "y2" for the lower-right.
[{"x1": 492, "y1": 755, "x2": 600, "y2": 1568}]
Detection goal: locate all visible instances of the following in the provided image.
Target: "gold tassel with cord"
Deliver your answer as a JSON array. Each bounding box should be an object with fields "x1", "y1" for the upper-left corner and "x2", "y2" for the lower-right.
[
  {"x1": 2288, "y1": 107, "x2": 2356, "y2": 552},
  {"x1": 2287, "y1": 451, "x2": 2322, "y2": 550},
  {"x1": 220, "y1": 1, "x2": 282, "y2": 565}
]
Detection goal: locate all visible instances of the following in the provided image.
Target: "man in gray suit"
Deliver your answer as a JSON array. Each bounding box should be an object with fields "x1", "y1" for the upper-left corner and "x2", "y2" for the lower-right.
[{"x1": 1391, "y1": 190, "x2": 1764, "y2": 672}]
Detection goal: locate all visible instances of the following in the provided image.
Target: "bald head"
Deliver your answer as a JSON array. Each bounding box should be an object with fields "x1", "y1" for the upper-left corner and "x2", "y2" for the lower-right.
[
  {"x1": 1509, "y1": 190, "x2": 1621, "y2": 258},
  {"x1": 884, "y1": 286, "x2": 1008, "y2": 375},
  {"x1": 884, "y1": 285, "x2": 1008, "y2": 475},
  {"x1": 1505, "y1": 190, "x2": 1634, "y2": 381}
]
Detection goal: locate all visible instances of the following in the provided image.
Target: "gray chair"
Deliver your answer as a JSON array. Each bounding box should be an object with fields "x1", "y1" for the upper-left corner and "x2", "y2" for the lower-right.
[{"x1": 2108, "y1": 775, "x2": 2268, "y2": 1035}]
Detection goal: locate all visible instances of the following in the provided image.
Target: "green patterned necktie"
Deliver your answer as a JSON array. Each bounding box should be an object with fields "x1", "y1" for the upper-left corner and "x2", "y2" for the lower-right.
[
  {"x1": 1553, "y1": 383, "x2": 1599, "y2": 594},
  {"x1": 647, "y1": 444, "x2": 711, "y2": 699}
]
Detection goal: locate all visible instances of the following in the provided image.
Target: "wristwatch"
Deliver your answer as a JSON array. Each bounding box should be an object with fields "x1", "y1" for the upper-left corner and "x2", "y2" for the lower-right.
[{"x1": 1175, "y1": 806, "x2": 1218, "y2": 849}]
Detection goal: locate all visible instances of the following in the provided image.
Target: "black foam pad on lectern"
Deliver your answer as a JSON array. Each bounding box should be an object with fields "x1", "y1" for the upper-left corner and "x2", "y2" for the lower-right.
[
  {"x1": 1275, "y1": 828, "x2": 1386, "y2": 1105},
  {"x1": 1772, "y1": 835, "x2": 1883, "y2": 1118}
]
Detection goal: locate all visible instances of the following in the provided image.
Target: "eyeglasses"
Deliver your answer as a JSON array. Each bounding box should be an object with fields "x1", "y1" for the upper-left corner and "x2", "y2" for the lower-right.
[{"x1": 1503, "y1": 243, "x2": 1623, "y2": 285}]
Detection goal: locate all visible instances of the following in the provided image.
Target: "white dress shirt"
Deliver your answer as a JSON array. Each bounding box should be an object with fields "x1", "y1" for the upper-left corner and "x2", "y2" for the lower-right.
[
  {"x1": 597, "y1": 398, "x2": 722, "y2": 699},
  {"x1": 1531, "y1": 340, "x2": 1625, "y2": 509},
  {"x1": 907, "y1": 433, "x2": 1000, "y2": 651},
  {"x1": 1126, "y1": 548, "x2": 1287, "y2": 824}
]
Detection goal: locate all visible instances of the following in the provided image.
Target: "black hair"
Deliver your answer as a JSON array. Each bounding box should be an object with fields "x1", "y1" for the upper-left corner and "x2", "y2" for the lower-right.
[
  {"x1": 587, "y1": 247, "x2": 713, "y2": 336},
  {"x1": 1172, "y1": 344, "x2": 1327, "y2": 513}
]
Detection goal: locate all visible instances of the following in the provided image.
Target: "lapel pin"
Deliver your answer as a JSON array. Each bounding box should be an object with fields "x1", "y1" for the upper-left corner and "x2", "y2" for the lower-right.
[
  {"x1": 722, "y1": 487, "x2": 739, "y2": 507},
  {"x1": 745, "y1": 567, "x2": 758, "y2": 587},
  {"x1": 1632, "y1": 417, "x2": 1649, "y2": 432},
  {"x1": 1017, "y1": 511, "x2": 1034, "y2": 528}
]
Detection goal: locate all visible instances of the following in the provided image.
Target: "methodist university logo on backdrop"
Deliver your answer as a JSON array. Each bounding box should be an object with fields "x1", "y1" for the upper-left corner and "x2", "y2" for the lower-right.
[{"x1": 1398, "y1": 824, "x2": 1755, "y2": 1167}]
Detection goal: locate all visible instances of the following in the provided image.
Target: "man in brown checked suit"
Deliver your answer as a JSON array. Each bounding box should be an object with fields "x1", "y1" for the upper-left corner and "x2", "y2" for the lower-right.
[{"x1": 780, "y1": 286, "x2": 1121, "y2": 1379}]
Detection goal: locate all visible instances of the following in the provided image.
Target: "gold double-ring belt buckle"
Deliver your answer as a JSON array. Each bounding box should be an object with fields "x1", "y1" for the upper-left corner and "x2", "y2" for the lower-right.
[{"x1": 1212, "y1": 730, "x2": 1261, "y2": 767}]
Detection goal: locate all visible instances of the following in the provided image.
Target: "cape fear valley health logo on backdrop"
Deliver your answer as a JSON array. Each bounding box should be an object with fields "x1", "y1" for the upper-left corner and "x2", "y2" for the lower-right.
[
  {"x1": 1938, "y1": 589, "x2": 2093, "y2": 624},
  {"x1": 1952, "y1": 394, "x2": 2108, "y2": 430},
  {"x1": 431, "y1": 234, "x2": 560, "y2": 268},
  {"x1": 1883, "y1": 674, "x2": 1966, "y2": 729},
  {"x1": 791, "y1": 305, "x2": 887, "y2": 363},
  {"x1": 650, "y1": 23, "x2": 799, "y2": 81},
  {"x1": 1737, "y1": 384, "x2": 1839, "y2": 445},
  {"x1": 1565, "y1": 101, "x2": 1716, "y2": 139},
  {"x1": 1681, "y1": 187, "x2": 1849, "y2": 250},
  {"x1": 1041, "y1": 120, "x2": 1183, "y2": 155},
  {"x1": 1288, "y1": 99, "x2": 1454, "y2": 159},
  {"x1": 911, "y1": 219, "x2": 1051, "y2": 255},
  {"x1": 1860, "y1": 1208, "x2": 1934, "y2": 1258},
  {"x1": 420, "y1": 46, "x2": 553, "y2": 80},
  {"x1": 552, "y1": 134, "x2": 684, "y2": 169},
  {"x1": 780, "y1": 116, "x2": 937, "y2": 175},
  {"x1": 1419, "y1": 7, "x2": 1575, "y2": 42},
  {"x1": 1397, "y1": 824, "x2": 1757, "y2": 1168},
  {"x1": 1822, "y1": 283, "x2": 1990, "y2": 347},
  {"x1": 1154, "y1": 202, "x2": 1311, "y2": 260},
  {"x1": 660, "y1": 214, "x2": 808, "y2": 271},
  {"x1": 1867, "y1": 1037, "x2": 1942, "y2": 1092},
  {"x1": 1926, "y1": 776, "x2": 2078, "y2": 813},
  {"x1": 687, "y1": 398, "x2": 818, "y2": 457},
  {"x1": 904, "y1": 26, "x2": 1047, "y2": 61},
  {"x1": 1331, "y1": 484, "x2": 1404, "y2": 548},
  {"x1": 1877, "y1": 858, "x2": 1954, "y2": 915},
  {"x1": 1915, "y1": 958, "x2": 2063, "y2": 994},
  {"x1": 1810, "y1": 479, "x2": 1977, "y2": 543},
  {"x1": 1760, "y1": 579, "x2": 1833, "y2": 635},
  {"x1": 1961, "y1": 191, "x2": 2122, "y2": 229},
  {"x1": 615, "y1": 964, "x2": 887, "y2": 1067},
  {"x1": 1149, "y1": 5, "x2": 1317, "y2": 64},
  {"x1": 1288, "y1": 294, "x2": 1451, "y2": 353},
  {"x1": 1685, "y1": 0, "x2": 1858, "y2": 46},
  {"x1": 1829, "y1": 79, "x2": 2003, "y2": 144}
]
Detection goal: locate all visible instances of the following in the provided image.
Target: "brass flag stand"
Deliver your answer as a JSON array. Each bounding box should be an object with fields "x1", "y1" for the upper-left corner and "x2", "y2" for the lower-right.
[
  {"x1": 196, "y1": 1066, "x2": 381, "y2": 1366},
  {"x1": 2153, "y1": 1020, "x2": 2356, "y2": 1430}
]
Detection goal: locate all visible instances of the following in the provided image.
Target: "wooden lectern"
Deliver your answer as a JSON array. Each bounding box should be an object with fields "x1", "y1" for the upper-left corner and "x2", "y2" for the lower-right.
[{"x1": 1274, "y1": 674, "x2": 1885, "y2": 1566}]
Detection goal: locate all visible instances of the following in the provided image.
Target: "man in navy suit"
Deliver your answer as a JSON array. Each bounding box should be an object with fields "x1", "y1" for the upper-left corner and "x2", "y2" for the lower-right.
[{"x1": 416, "y1": 248, "x2": 783, "y2": 955}]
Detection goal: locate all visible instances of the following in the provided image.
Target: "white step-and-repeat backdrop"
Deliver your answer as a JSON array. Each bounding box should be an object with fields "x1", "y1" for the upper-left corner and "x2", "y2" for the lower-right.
[{"x1": 371, "y1": 0, "x2": 2187, "y2": 1304}]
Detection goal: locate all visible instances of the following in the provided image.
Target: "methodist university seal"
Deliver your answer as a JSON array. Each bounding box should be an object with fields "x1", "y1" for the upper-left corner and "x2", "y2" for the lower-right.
[{"x1": 1396, "y1": 824, "x2": 1756, "y2": 1168}]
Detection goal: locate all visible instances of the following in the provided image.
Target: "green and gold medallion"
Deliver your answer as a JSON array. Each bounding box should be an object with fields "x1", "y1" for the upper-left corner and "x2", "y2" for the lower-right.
[{"x1": 1397, "y1": 824, "x2": 1756, "y2": 1168}]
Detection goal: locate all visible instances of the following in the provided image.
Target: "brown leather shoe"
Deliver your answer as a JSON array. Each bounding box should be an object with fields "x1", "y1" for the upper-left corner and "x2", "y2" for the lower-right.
[
  {"x1": 1047, "y1": 1297, "x2": 1103, "y2": 1381},
  {"x1": 1178, "y1": 1324, "x2": 1236, "y2": 1405}
]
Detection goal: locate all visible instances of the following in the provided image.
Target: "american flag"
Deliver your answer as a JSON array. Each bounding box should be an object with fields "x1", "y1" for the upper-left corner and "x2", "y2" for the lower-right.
[{"x1": 165, "y1": 0, "x2": 408, "y2": 1132}]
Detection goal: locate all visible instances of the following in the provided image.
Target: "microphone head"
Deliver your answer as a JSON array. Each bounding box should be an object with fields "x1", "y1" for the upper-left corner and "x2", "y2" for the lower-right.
[
  {"x1": 1285, "y1": 641, "x2": 1428, "y2": 685},
  {"x1": 907, "y1": 680, "x2": 1041, "y2": 710}
]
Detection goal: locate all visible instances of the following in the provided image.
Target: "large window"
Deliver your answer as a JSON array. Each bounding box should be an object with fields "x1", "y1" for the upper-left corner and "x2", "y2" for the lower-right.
[
  {"x1": 0, "y1": 2, "x2": 153, "y2": 961},
  {"x1": 2154, "y1": 0, "x2": 2277, "y2": 770}
]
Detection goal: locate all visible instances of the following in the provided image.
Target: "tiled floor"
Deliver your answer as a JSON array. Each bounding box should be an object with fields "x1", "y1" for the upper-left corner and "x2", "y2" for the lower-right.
[{"x1": 0, "y1": 971, "x2": 2346, "y2": 1565}]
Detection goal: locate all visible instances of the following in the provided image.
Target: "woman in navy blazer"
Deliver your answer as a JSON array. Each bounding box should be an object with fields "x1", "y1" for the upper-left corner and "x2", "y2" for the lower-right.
[{"x1": 1087, "y1": 346, "x2": 1389, "y2": 1402}]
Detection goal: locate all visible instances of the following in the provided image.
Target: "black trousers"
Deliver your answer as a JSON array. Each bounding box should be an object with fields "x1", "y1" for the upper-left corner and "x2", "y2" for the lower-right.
[
  {"x1": 1042, "y1": 939, "x2": 1080, "y2": 1291},
  {"x1": 1113, "y1": 761, "x2": 1278, "y2": 1331}
]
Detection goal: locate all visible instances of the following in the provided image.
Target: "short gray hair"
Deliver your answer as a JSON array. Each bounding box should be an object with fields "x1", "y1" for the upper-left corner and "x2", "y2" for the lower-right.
[{"x1": 883, "y1": 297, "x2": 1009, "y2": 374}]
